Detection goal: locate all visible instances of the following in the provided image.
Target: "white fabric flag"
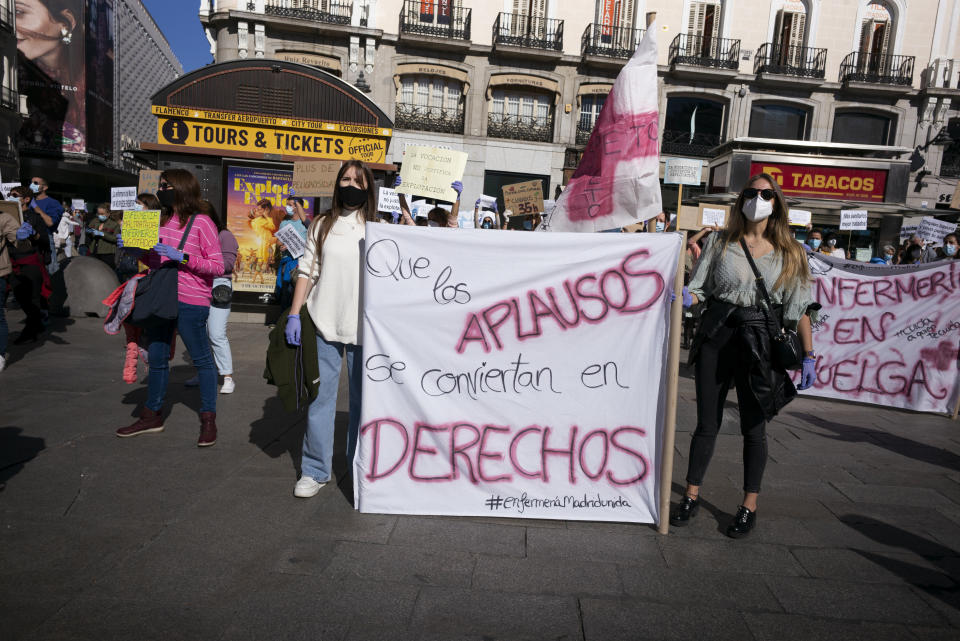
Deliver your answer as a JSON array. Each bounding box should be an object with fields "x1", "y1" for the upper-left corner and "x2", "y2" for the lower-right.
[{"x1": 542, "y1": 22, "x2": 661, "y2": 232}]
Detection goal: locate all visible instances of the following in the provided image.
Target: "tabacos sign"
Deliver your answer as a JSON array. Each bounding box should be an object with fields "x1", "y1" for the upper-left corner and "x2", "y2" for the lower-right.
[{"x1": 750, "y1": 162, "x2": 888, "y2": 202}]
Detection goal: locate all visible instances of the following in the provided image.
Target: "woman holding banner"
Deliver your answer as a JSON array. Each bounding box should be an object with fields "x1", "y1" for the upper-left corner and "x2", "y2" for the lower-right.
[
  {"x1": 674, "y1": 173, "x2": 818, "y2": 538},
  {"x1": 284, "y1": 160, "x2": 377, "y2": 498}
]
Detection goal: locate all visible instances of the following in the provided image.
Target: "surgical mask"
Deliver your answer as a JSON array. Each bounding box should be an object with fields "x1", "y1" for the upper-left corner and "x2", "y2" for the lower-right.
[
  {"x1": 29, "y1": 182, "x2": 40, "y2": 194},
  {"x1": 828, "y1": 238, "x2": 837, "y2": 247},
  {"x1": 655, "y1": 221, "x2": 665, "y2": 232},
  {"x1": 945, "y1": 244, "x2": 958, "y2": 257},
  {"x1": 481, "y1": 222, "x2": 492, "y2": 229},
  {"x1": 285, "y1": 204, "x2": 295, "y2": 216},
  {"x1": 810, "y1": 238, "x2": 822, "y2": 249},
  {"x1": 157, "y1": 189, "x2": 176, "y2": 210},
  {"x1": 427, "y1": 221, "x2": 440, "y2": 228},
  {"x1": 884, "y1": 254, "x2": 894, "y2": 263},
  {"x1": 742, "y1": 196, "x2": 773, "y2": 222},
  {"x1": 338, "y1": 185, "x2": 367, "y2": 208},
  {"x1": 97, "y1": 214, "x2": 107, "y2": 222},
  {"x1": 133, "y1": 202, "x2": 145, "y2": 211}
]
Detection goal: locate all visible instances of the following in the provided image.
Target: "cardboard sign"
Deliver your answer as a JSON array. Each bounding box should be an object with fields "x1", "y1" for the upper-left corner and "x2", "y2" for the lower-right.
[
  {"x1": 0, "y1": 200, "x2": 22, "y2": 225},
  {"x1": 663, "y1": 158, "x2": 703, "y2": 186},
  {"x1": 503, "y1": 180, "x2": 544, "y2": 216},
  {"x1": 275, "y1": 224, "x2": 305, "y2": 259},
  {"x1": 839, "y1": 209, "x2": 868, "y2": 231},
  {"x1": 121, "y1": 209, "x2": 161, "y2": 249},
  {"x1": 378, "y1": 187, "x2": 402, "y2": 214},
  {"x1": 788, "y1": 209, "x2": 812, "y2": 227},
  {"x1": 71, "y1": 199, "x2": 86, "y2": 212},
  {"x1": 675, "y1": 205, "x2": 701, "y2": 231},
  {"x1": 951, "y1": 180, "x2": 960, "y2": 210},
  {"x1": 396, "y1": 146, "x2": 468, "y2": 202},
  {"x1": 293, "y1": 161, "x2": 341, "y2": 197},
  {"x1": 917, "y1": 217, "x2": 958, "y2": 246},
  {"x1": 138, "y1": 170, "x2": 162, "y2": 194},
  {"x1": 697, "y1": 204, "x2": 729, "y2": 228},
  {"x1": 111, "y1": 187, "x2": 138, "y2": 211}
]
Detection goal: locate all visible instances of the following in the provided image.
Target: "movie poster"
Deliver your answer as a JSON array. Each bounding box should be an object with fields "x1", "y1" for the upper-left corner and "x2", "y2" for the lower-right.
[{"x1": 226, "y1": 165, "x2": 315, "y2": 294}]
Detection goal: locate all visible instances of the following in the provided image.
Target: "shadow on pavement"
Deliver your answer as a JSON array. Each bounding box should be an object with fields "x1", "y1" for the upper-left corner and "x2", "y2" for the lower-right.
[
  {"x1": 0, "y1": 426, "x2": 46, "y2": 488},
  {"x1": 671, "y1": 481, "x2": 734, "y2": 534},
  {"x1": 3, "y1": 315, "x2": 75, "y2": 368},
  {"x1": 248, "y1": 395, "x2": 305, "y2": 478},
  {"x1": 119, "y1": 364, "x2": 203, "y2": 417}
]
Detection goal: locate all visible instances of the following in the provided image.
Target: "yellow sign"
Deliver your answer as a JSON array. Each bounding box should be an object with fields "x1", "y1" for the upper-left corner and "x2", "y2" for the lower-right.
[
  {"x1": 122, "y1": 210, "x2": 161, "y2": 250},
  {"x1": 503, "y1": 180, "x2": 544, "y2": 216},
  {"x1": 151, "y1": 106, "x2": 391, "y2": 137},
  {"x1": 396, "y1": 145, "x2": 468, "y2": 202}
]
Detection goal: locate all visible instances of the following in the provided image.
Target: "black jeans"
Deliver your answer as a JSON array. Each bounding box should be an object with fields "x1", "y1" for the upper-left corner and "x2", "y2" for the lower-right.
[
  {"x1": 686, "y1": 325, "x2": 769, "y2": 493},
  {"x1": 11, "y1": 263, "x2": 44, "y2": 337}
]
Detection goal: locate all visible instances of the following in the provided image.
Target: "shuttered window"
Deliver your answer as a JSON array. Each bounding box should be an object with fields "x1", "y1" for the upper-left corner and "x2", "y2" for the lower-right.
[{"x1": 687, "y1": 1, "x2": 721, "y2": 57}]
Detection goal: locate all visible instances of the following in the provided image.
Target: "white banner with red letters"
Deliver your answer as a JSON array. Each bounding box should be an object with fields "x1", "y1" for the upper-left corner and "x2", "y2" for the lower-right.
[
  {"x1": 355, "y1": 225, "x2": 682, "y2": 523},
  {"x1": 797, "y1": 254, "x2": 960, "y2": 414}
]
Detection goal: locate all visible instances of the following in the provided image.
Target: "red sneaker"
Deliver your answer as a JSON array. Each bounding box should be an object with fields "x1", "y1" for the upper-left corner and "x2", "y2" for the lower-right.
[
  {"x1": 116, "y1": 408, "x2": 164, "y2": 438},
  {"x1": 198, "y1": 412, "x2": 217, "y2": 447}
]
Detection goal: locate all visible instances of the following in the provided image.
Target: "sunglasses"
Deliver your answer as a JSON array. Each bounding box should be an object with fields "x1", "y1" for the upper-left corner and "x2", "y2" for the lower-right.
[
  {"x1": 742, "y1": 188, "x2": 776, "y2": 201},
  {"x1": 158, "y1": 181, "x2": 171, "y2": 190}
]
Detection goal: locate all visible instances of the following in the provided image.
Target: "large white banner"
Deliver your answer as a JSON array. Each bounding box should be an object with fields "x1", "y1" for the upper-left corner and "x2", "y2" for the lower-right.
[
  {"x1": 355, "y1": 225, "x2": 683, "y2": 523},
  {"x1": 798, "y1": 254, "x2": 960, "y2": 414}
]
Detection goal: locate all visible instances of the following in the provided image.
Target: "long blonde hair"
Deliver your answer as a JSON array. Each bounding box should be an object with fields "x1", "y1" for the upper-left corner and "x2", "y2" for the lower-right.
[{"x1": 723, "y1": 172, "x2": 810, "y2": 291}]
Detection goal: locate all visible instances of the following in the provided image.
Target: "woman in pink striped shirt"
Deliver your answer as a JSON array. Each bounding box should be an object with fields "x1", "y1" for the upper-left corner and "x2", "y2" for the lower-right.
[{"x1": 116, "y1": 169, "x2": 225, "y2": 446}]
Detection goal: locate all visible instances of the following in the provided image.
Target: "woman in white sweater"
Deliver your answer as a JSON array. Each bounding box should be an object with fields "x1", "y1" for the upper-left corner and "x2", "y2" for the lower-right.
[{"x1": 284, "y1": 160, "x2": 376, "y2": 498}]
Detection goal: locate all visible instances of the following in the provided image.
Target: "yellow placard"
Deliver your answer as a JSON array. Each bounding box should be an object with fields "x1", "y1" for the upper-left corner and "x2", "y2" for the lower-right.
[
  {"x1": 122, "y1": 210, "x2": 161, "y2": 250},
  {"x1": 503, "y1": 180, "x2": 544, "y2": 216},
  {"x1": 293, "y1": 160, "x2": 342, "y2": 197},
  {"x1": 156, "y1": 117, "x2": 388, "y2": 163},
  {"x1": 396, "y1": 146, "x2": 468, "y2": 202}
]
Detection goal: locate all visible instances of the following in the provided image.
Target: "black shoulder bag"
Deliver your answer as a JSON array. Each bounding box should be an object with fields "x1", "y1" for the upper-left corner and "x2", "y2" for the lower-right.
[
  {"x1": 130, "y1": 215, "x2": 196, "y2": 328},
  {"x1": 739, "y1": 238, "x2": 805, "y2": 371}
]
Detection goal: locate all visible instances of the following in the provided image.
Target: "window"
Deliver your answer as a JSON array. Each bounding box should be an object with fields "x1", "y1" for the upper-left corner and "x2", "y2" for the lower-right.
[
  {"x1": 749, "y1": 103, "x2": 808, "y2": 140},
  {"x1": 487, "y1": 89, "x2": 554, "y2": 142},
  {"x1": 577, "y1": 93, "x2": 606, "y2": 144},
  {"x1": 687, "y1": 1, "x2": 721, "y2": 57},
  {"x1": 774, "y1": 3, "x2": 807, "y2": 65},
  {"x1": 859, "y1": 4, "x2": 892, "y2": 60},
  {"x1": 663, "y1": 96, "x2": 725, "y2": 156},
  {"x1": 831, "y1": 111, "x2": 893, "y2": 146},
  {"x1": 598, "y1": 0, "x2": 636, "y2": 30},
  {"x1": 395, "y1": 74, "x2": 465, "y2": 134},
  {"x1": 512, "y1": 0, "x2": 548, "y2": 18}
]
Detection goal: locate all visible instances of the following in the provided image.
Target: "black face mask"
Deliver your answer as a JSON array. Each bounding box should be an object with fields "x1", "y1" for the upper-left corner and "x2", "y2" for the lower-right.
[
  {"x1": 157, "y1": 189, "x2": 176, "y2": 210},
  {"x1": 338, "y1": 185, "x2": 367, "y2": 209}
]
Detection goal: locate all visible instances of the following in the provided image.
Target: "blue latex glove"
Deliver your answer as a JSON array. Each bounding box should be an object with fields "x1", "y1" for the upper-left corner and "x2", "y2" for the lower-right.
[
  {"x1": 394, "y1": 175, "x2": 402, "y2": 189},
  {"x1": 798, "y1": 357, "x2": 816, "y2": 390},
  {"x1": 285, "y1": 313, "x2": 301, "y2": 346},
  {"x1": 474, "y1": 197, "x2": 482, "y2": 209},
  {"x1": 87, "y1": 229, "x2": 104, "y2": 237},
  {"x1": 681, "y1": 286, "x2": 694, "y2": 308},
  {"x1": 390, "y1": 212, "x2": 400, "y2": 224},
  {"x1": 153, "y1": 243, "x2": 184, "y2": 262},
  {"x1": 451, "y1": 181, "x2": 463, "y2": 198},
  {"x1": 116, "y1": 233, "x2": 124, "y2": 248},
  {"x1": 15, "y1": 222, "x2": 34, "y2": 240}
]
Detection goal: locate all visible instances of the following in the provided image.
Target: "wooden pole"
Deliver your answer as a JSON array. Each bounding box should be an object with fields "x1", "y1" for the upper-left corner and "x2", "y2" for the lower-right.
[
  {"x1": 677, "y1": 184, "x2": 684, "y2": 224},
  {"x1": 951, "y1": 394, "x2": 960, "y2": 421},
  {"x1": 658, "y1": 230, "x2": 687, "y2": 535}
]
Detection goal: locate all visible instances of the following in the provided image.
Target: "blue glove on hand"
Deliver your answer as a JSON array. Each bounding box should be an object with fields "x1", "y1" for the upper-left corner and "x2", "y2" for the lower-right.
[
  {"x1": 681, "y1": 286, "x2": 694, "y2": 308},
  {"x1": 15, "y1": 222, "x2": 34, "y2": 240},
  {"x1": 116, "y1": 233, "x2": 124, "y2": 248},
  {"x1": 285, "y1": 313, "x2": 301, "y2": 346},
  {"x1": 153, "y1": 243, "x2": 184, "y2": 262},
  {"x1": 451, "y1": 181, "x2": 463, "y2": 198},
  {"x1": 474, "y1": 197, "x2": 482, "y2": 209},
  {"x1": 394, "y1": 175, "x2": 402, "y2": 189},
  {"x1": 391, "y1": 212, "x2": 400, "y2": 224},
  {"x1": 798, "y1": 357, "x2": 817, "y2": 390},
  {"x1": 92, "y1": 230, "x2": 104, "y2": 237}
]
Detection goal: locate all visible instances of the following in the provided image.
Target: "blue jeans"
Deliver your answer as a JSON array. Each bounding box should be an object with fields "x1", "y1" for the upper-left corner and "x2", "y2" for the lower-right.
[
  {"x1": 146, "y1": 302, "x2": 217, "y2": 413},
  {"x1": 301, "y1": 335, "x2": 362, "y2": 483},
  {"x1": 0, "y1": 275, "x2": 7, "y2": 356}
]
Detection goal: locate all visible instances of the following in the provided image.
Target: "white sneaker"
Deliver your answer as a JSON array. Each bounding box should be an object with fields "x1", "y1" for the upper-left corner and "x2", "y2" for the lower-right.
[
  {"x1": 184, "y1": 375, "x2": 199, "y2": 387},
  {"x1": 220, "y1": 377, "x2": 235, "y2": 394},
  {"x1": 293, "y1": 476, "x2": 326, "y2": 498}
]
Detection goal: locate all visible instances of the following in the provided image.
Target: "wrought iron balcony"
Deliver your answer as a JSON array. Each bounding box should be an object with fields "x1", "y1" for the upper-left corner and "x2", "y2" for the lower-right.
[
  {"x1": 395, "y1": 103, "x2": 465, "y2": 135},
  {"x1": 399, "y1": 1, "x2": 471, "y2": 40},
  {"x1": 0, "y1": 86, "x2": 16, "y2": 111},
  {"x1": 668, "y1": 33, "x2": 740, "y2": 70},
  {"x1": 576, "y1": 121, "x2": 595, "y2": 146},
  {"x1": 263, "y1": 0, "x2": 352, "y2": 24},
  {"x1": 493, "y1": 12, "x2": 563, "y2": 52},
  {"x1": 661, "y1": 129, "x2": 723, "y2": 158},
  {"x1": 839, "y1": 51, "x2": 915, "y2": 86},
  {"x1": 754, "y1": 42, "x2": 826, "y2": 78},
  {"x1": 581, "y1": 23, "x2": 644, "y2": 59},
  {"x1": 487, "y1": 113, "x2": 554, "y2": 143}
]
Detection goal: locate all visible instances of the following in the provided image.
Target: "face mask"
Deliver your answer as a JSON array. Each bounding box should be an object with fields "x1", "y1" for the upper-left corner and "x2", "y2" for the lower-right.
[
  {"x1": 285, "y1": 205, "x2": 295, "y2": 216},
  {"x1": 97, "y1": 214, "x2": 107, "y2": 222},
  {"x1": 828, "y1": 238, "x2": 837, "y2": 247},
  {"x1": 945, "y1": 244, "x2": 958, "y2": 257},
  {"x1": 338, "y1": 185, "x2": 367, "y2": 208},
  {"x1": 742, "y1": 196, "x2": 773, "y2": 222},
  {"x1": 133, "y1": 202, "x2": 145, "y2": 211},
  {"x1": 810, "y1": 238, "x2": 822, "y2": 249},
  {"x1": 30, "y1": 183, "x2": 40, "y2": 194},
  {"x1": 655, "y1": 221, "x2": 665, "y2": 232},
  {"x1": 427, "y1": 220, "x2": 440, "y2": 228},
  {"x1": 481, "y1": 222, "x2": 492, "y2": 229},
  {"x1": 157, "y1": 189, "x2": 176, "y2": 210}
]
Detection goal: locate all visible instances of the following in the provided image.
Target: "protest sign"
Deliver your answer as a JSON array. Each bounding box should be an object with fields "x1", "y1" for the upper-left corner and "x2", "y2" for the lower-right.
[
  {"x1": 458, "y1": 212, "x2": 475, "y2": 229},
  {"x1": 120, "y1": 210, "x2": 161, "y2": 249},
  {"x1": 71, "y1": 199, "x2": 86, "y2": 212},
  {"x1": 796, "y1": 253, "x2": 960, "y2": 414},
  {"x1": 1, "y1": 182, "x2": 20, "y2": 198},
  {"x1": 840, "y1": 209, "x2": 868, "y2": 231},
  {"x1": 293, "y1": 161, "x2": 341, "y2": 197},
  {"x1": 917, "y1": 217, "x2": 957, "y2": 246},
  {"x1": 663, "y1": 158, "x2": 703, "y2": 185},
  {"x1": 477, "y1": 195, "x2": 498, "y2": 211},
  {"x1": 675, "y1": 205, "x2": 701, "y2": 231},
  {"x1": 410, "y1": 199, "x2": 430, "y2": 218},
  {"x1": 275, "y1": 224, "x2": 305, "y2": 259},
  {"x1": 788, "y1": 209, "x2": 811, "y2": 227},
  {"x1": 951, "y1": 180, "x2": 960, "y2": 210},
  {"x1": 355, "y1": 225, "x2": 683, "y2": 522},
  {"x1": 503, "y1": 180, "x2": 544, "y2": 216},
  {"x1": 0, "y1": 200, "x2": 21, "y2": 224},
  {"x1": 899, "y1": 216, "x2": 924, "y2": 243},
  {"x1": 698, "y1": 204, "x2": 728, "y2": 228},
  {"x1": 111, "y1": 187, "x2": 138, "y2": 211},
  {"x1": 138, "y1": 170, "x2": 162, "y2": 194},
  {"x1": 378, "y1": 187, "x2": 402, "y2": 215},
  {"x1": 396, "y1": 146, "x2": 468, "y2": 203}
]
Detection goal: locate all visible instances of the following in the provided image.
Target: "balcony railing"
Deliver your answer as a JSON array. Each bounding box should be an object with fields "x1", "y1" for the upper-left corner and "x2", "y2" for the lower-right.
[
  {"x1": 839, "y1": 51, "x2": 915, "y2": 86},
  {"x1": 668, "y1": 33, "x2": 740, "y2": 70},
  {"x1": 399, "y1": 1, "x2": 471, "y2": 40},
  {"x1": 922, "y1": 58, "x2": 960, "y2": 90},
  {"x1": 581, "y1": 23, "x2": 644, "y2": 59},
  {"x1": 263, "y1": 0, "x2": 352, "y2": 24},
  {"x1": 576, "y1": 121, "x2": 595, "y2": 146},
  {"x1": 0, "y1": 86, "x2": 16, "y2": 111},
  {"x1": 661, "y1": 129, "x2": 724, "y2": 158},
  {"x1": 487, "y1": 113, "x2": 554, "y2": 143},
  {"x1": 754, "y1": 42, "x2": 827, "y2": 78},
  {"x1": 395, "y1": 103, "x2": 465, "y2": 135},
  {"x1": 493, "y1": 12, "x2": 563, "y2": 52}
]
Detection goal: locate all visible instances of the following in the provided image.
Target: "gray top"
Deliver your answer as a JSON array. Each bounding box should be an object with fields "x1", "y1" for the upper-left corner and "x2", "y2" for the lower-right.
[{"x1": 688, "y1": 234, "x2": 816, "y2": 329}]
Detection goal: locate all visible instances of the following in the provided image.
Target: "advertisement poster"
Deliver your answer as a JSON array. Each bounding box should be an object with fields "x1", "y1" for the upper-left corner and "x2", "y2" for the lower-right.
[{"x1": 225, "y1": 165, "x2": 313, "y2": 294}]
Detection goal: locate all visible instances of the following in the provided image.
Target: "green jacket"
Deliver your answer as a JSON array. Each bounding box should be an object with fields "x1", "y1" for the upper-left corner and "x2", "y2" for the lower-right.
[
  {"x1": 91, "y1": 218, "x2": 121, "y2": 256},
  {"x1": 264, "y1": 305, "x2": 320, "y2": 412}
]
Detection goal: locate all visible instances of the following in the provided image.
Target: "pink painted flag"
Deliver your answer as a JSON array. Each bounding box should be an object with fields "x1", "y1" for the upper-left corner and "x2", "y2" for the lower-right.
[{"x1": 542, "y1": 22, "x2": 660, "y2": 232}]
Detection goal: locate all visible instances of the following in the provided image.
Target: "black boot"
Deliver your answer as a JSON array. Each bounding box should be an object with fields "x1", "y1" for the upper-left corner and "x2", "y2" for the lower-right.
[
  {"x1": 670, "y1": 495, "x2": 700, "y2": 526},
  {"x1": 726, "y1": 505, "x2": 757, "y2": 539}
]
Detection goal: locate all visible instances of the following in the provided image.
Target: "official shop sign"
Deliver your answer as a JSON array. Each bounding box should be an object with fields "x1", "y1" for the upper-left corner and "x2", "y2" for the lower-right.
[{"x1": 750, "y1": 162, "x2": 888, "y2": 202}]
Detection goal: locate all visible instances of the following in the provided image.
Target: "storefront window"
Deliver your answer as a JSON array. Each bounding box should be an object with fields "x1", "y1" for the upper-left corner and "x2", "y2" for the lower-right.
[
  {"x1": 395, "y1": 74, "x2": 465, "y2": 135},
  {"x1": 749, "y1": 103, "x2": 807, "y2": 140},
  {"x1": 831, "y1": 111, "x2": 893, "y2": 146},
  {"x1": 663, "y1": 96, "x2": 725, "y2": 157}
]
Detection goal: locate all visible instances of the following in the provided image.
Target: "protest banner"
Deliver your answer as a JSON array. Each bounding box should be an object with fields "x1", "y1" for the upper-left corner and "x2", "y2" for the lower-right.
[
  {"x1": 274, "y1": 224, "x2": 305, "y2": 259},
  {"x1": 840, "y1": 209, "x2": 868, "y2": 231},
  {"x1": 796, "y1": 253, "x2": 960, "y2": 414},
  {"x1": 293, "y1": 160, "x2": 341, "y2": 197},
  {"x1": 663, "y1": 158, "x2": 703, "y2": 186},
  {"x1": 120, "y1": 210, "x2": 161, "y2": 249},
  {"x1": 110, "y1": 187, "x2": 138, "y2": 211},
  {"x1": 698, "y1": 204, "x2": 728, "y2": 228},
  {"x1": 788, "y1": 209, "x2": 811, "y2": 227},
  {"x1": 378, "y1": 187, "x2": 402, "y2": 215},
  {"x1": 396, "y1": 145, "x2": 468, "y2": 203},
  {"x1": 917, "y1": 217, "x2": 957, "y2": 246},
  {"x1": 503, "y1": 180, "x2": 544, "y2": 216},
  {"x1": 355, "y1": 224, "x2": 683, "y2": 523},
  {"x1": 71, "y1": 199, "x2": 86, "y2": 212},
  {"x1": 138, "y1": 170, "x2": 162, "y2": 194}
]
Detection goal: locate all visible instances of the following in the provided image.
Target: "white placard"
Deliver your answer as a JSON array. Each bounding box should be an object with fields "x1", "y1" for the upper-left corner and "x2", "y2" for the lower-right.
[
  {"x1": 71, "y1": 199, "x2": 86, "y2": 211},
  {"x1": 788, "y1": 209, "x2": 811, "y2": 226},
  {"x1": 840, "y1": 209, "x2": 868, "y2": 231},
  {"x1": 917, "y1": 217, "x2": 958, "y2": 246},
  {"x1": 110, "y1": 187, "x2": 138, "y2": 211},
  {"x1": 663, "y1": 158, "x2": 704, "y2": 186},
  {"x1": 355, "y1": 225, "x2": 684, "y2": 523},
  {"x1": 410, "y1": 199, "x2": 430, "y2": 218},
  {"x1": 1, "y1": 182, "x2": 21, "y2": 198},
  {"x1": 458, "y1": 212, "x2": 475, "y2": 229},
  {"x1": 477, "y1": 195, "x2": 498, "y2": 211},
  {"x1": 701, "y1": 207, "x2": 726, "y2": 228},
  {"x1": 274, "y1": 224, "x2": 305, "y2": 259},
  {"x1": 378, "y1": 187, "x2": 402, "y2": 215}
]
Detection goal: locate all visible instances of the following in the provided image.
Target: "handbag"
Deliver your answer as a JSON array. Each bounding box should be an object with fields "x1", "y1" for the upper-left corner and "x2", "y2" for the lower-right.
[
  {"x1": 211, "y1": 282, "x2": 232, "y2": 309},
  {"x1": 129, "y1": 216, "x2": 196, "y2": 328},
  {"x1": 739, "y1": 238, "x2": 805, "y2": 371}
]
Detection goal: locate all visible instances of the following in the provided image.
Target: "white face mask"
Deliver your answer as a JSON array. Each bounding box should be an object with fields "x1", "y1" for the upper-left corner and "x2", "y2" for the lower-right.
[
  {"x1": 742, "y1": 196, "x2": 773, "y2": 222},
  {"x1": 133, "y1": 202, "x2": 145, "y2": 211},
  {"x1": 655, "y1": 221, "x2": 665, "y2": 232}
]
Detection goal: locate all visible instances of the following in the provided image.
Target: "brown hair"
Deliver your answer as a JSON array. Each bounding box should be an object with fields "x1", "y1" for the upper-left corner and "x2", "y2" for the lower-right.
[
  {"x1": 137, "y1": 193, "x2": 161, "y2": 210},
  {"x1": 723, "y1": 173, "x2": 810, "y2": 291},
  {"x1": 306, "y1": 160, "x2": 377, "y2": 271},
  {"x1": 200, "y1": 200, "x2": 226, "y2": 232},
  {"x1": 159, "y1": 168, "x2": 203, "y2": 227}
]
